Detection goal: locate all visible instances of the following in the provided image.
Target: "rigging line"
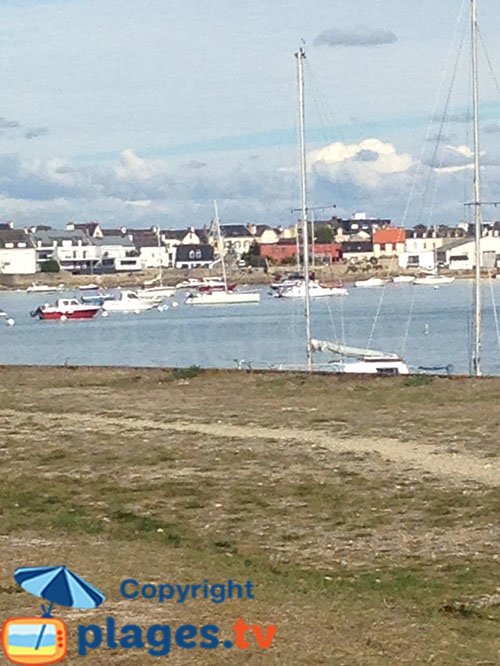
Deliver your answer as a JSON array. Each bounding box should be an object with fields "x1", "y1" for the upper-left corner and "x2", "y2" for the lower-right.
[
  {"x1": 304, "y1": 61, "x2": 369, "y2": 191},
  {"x1": 400, "y1": 284, "x2": 417, "y2": 357},
  {"x1": 366, "y1": 283, "x2": 387, "y2": 351},
  {"x1": 402, "y1": 0, "x2": 469, "y2": 227},
  {"x1": 417, "y1": 11, "x2": 468, "y2": 227},
  {"x1": 477, "y1": 28, "x2": 500, "y2": 98},
  {"x1": 325, "y1": 298, "x2": 339, "y2": 346},
  {"x1": 488, "y1": 269, "x2": 500, "y2": 353}
]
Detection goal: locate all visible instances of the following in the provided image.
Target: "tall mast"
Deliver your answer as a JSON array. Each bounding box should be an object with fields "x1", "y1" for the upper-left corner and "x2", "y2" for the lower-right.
[
  {"x1": 213, "y1": 200, "x2": 228, "y2": 291},
  {"x1": 296, "y1": 46, "x2": 312, "y2": 371},
  {"x1": 471, "y1": 0, "x2": 482, "y2": 376}
]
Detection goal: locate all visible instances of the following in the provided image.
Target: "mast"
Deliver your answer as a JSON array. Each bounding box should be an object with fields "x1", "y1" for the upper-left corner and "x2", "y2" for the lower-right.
[
  {"x1": 471, "y1": 0, "x2": 482, "y2": 376},
  {"x1": 213, "y1": 200, "x2": 228, "y2": 292},
  {"x1": 296, "y1": 46, "x2": 312, "y2": 371},
  {"x1": 157, "y1": 225, "x2": 163, "y2": 285}
]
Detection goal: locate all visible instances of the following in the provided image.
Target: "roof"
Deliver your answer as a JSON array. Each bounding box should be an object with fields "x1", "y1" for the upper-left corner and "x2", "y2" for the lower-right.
[
  {"x1": 74, "y1": 223, "x2": 100, "y2": 236},
  {"x1": 162, "y1": 229, "x2": 192, "y2": 240},
  {"x1": 219, "y1": 225, "x2": 253, "y2": 238},
  {"x1": 373, "y1": 227, "x2": 406, "y2": 244},
  {"x1": 94, "y1": 236, "x2": 135, "y2": 247},
  {"x1": 0, "y1": 229, "x2": 34, "y2": 249},
  {"x1": 438, "y1": 238, "x2": 471, "y2": 252},
  {"x1": 128, "y1": 232, "x2": 160, "y2": 248},
  {"x1": 30, "y1": 229, "x2": 91, "y2": 246},
  {"x1": 101, "y1": 228, "x2": 126, "y2": 237}
]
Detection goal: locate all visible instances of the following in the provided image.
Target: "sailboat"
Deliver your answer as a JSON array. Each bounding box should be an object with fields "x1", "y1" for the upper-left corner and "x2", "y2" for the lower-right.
[
  {"x1": 293, "y1": 47, "x2": 409, "y2": 374},
  {"x1": 185, "y1": 202, "x2": 261, "y2": 305},
  {"x1": 137, "y1": 227, "x2": 175, "y2": 299}
]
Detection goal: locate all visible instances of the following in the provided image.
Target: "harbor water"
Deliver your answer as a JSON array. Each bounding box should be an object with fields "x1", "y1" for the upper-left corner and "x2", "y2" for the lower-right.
[{"x1": 1, "y1": 280, "x2": 500, "y2": 375}]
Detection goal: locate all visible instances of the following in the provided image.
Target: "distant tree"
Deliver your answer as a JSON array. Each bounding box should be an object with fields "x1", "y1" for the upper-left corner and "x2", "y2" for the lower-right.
[
  {"x1": 314, "y1": 225, "x2": 334, "y2": 244},
  {"x1": 40, "y1": 259, "x2": 60, "y2": 273}
]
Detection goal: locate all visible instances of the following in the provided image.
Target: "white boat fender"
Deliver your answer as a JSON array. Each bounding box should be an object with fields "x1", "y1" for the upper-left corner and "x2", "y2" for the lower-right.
[{"x1": 60, "y1": 315, "x2": 68, "y2": 322}]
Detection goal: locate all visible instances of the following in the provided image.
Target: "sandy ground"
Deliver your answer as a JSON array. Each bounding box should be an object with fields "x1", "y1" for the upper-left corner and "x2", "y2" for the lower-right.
[{"x1": 0, "y1": 367, "x2": 498, "y2": 664}]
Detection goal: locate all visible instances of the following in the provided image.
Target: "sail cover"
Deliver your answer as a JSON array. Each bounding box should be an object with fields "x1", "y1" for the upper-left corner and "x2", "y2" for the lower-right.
[{"x1": 310, "y1": 338, "x2": 401, "y2": 360}]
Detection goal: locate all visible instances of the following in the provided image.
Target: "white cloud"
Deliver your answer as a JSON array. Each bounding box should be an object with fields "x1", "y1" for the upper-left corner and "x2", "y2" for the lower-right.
[
  {"x1": 114, "y1": 150, "x2": 166, "y2": 182},
  {"x1": 308, "y1": 139, "x2": 414, "y2": 189}
]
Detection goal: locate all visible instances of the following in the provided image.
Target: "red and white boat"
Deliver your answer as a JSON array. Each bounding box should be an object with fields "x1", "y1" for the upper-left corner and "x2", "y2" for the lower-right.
[{"x1": 30, "y1": 298, "x2": 100, "y2": 320}]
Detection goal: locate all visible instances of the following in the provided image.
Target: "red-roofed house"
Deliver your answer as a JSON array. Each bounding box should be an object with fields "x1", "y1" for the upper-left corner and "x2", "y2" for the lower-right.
[{"x1": 373, "y1": 228, "x2": 406, "y2": 257}]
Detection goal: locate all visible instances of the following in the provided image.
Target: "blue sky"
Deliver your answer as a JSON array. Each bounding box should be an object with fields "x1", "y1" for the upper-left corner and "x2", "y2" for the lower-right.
[{"x1": 0, "y1": 0, "x2": 500, "y2": 228}]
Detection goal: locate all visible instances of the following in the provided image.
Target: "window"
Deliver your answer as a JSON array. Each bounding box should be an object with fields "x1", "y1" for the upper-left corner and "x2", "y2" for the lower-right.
[{"x1": 5, "y1": 242, "x2": 13, "y2": 248}]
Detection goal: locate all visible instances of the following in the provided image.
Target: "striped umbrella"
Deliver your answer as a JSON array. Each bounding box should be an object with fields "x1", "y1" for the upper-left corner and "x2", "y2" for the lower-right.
[{"x1": 14, "y1": 565, "x2": 105, "y2": 651}]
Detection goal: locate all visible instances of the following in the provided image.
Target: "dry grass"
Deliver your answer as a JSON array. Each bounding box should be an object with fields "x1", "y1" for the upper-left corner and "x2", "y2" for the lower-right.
[{"x1": 0, "y1": 366, "x2": 498, "y2": 664}]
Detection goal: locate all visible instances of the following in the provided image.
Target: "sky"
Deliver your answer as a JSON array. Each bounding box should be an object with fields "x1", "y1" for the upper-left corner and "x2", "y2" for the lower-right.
[{"x1": 1, "y1": 0, "x2": 500, "y2": 229}]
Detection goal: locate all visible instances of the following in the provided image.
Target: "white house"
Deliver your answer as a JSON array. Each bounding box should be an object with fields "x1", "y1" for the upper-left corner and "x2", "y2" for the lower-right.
[
  {"x1": 0, "y1": 230, "x2": 37, "y2": 274},
  {"x1": 438, "y1": 234, "x2": 500, "y2": 271}
]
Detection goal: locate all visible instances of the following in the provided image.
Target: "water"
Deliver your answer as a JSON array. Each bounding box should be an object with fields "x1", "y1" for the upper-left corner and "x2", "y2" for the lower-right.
[{"x1": 1, "y1": 281, "x2": 500, "y2": 374}]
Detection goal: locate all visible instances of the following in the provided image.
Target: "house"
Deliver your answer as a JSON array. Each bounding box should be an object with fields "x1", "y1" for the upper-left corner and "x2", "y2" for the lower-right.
[
  {"x1": 92, "y1": 235, "x2": 140, "y2": 272},
  {"x1": 175, "y1": 244, "x2": 214, "y2": 269},
  {"x1": 162, "y1": 227, "x2": 204, "y2": 265},
  {"x1": 29, "y1": 229, "x2": 98, "y2": 271},
  {"x1": 208, "y1": 223, "x2": 254, "y2": 257},
  {"x1": 330, "y1": 213, "x2": 391, "y2": 241},
  {"x1": 259, "y1": 240, "x2": 298, "y2": 264},
  {"x1": 0, "y1": 229, "x2": 37, "y2": 274},
  {"x1": 437, "y1": 234, "x2": 500, "y2": 271},
  {"x1": 373, "y1": 228, "x2": 406, "y2": 257},
  {"x1": 259, "y1": 239, "x2": 342, "y2": 265},
  {"x1": 342, "y1": 240, "x2": 374, "y2": 262},
  {"x1": 247, "y1": 224, "x2": 280, "y2": 245},
  {"x1": 399, "y1": 225, "x2": 465, "y2": 270},
  {"x1": 125, "y1": 228, "x2": 169, "y2": 268}
]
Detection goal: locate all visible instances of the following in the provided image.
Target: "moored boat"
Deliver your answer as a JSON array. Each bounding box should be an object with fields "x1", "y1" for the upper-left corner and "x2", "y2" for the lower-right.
[
  {"x1": 101, "y1": 290, "x2": 159, "y2": 313},
  {"x1": 26, "y1": 283, "x2": 65, "y2": 294},
  {"x1": 354, "y1": 277, "x2": 387, "y2": 288},
  {"x1": 392, "y1": 275, "x2": 415, "y2": 284},
  {"x1": 277, "y1": 281, "x2": 348, "y2": 298},
  {"x1": 413, "y1": 274, "x2": 455, "y2": 286},
  {"x1": 185, "y1": 289, "x2": 260, "y2": 305},
  {"x1": 30, "y1": 298, "x2": 100, "y2": 320}
]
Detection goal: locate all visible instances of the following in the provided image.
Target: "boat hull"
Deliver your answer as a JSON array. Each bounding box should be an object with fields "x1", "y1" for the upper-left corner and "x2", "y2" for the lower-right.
[
  {"x1": 185, "y1": 291, "x2": 260, "y2": 305},
  {"x1": 36, "y1": 308, "x2": 99, "y2": 320}
]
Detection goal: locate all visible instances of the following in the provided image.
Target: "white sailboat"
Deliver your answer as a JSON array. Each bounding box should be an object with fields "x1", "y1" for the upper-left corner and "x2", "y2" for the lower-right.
[
  {"x1": 293, "y1": 47, "x2": 409, "y2": 374},
  {"x1": 413, "y1": 274, "x2": 455, "y2": 286},
  {"x1": 185, "y1": 202, "x2": 260, "y2": 306}
]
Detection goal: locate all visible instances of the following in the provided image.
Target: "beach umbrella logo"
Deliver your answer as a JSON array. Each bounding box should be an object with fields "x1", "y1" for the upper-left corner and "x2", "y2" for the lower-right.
[{"x1": 1, "y1": 565, "x2": 105, "y2": 665}]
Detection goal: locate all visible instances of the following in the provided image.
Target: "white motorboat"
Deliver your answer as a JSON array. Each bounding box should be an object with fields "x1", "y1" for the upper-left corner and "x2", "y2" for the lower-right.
[
  {"x1": 102, "y1": 290, "x2": 159, "y2": 313},
  {"x1": 26, "y1": 283, "x2": 65, "y2": 294},
  {"x1": 185, "y1": 290, "x2": 260, "y2": 305},
  {"x1": 413, "y1": 275, "x2": 455, "y2": 286},
  {"x1": 354, "y1": 277, "x2": 387, "y2": 288},
  {"x1": 392, "y1": 275, "x2": 415, "y2": 284},
  {"x1": 277, "y1": 281, "x2": 347, "y2": 298}
]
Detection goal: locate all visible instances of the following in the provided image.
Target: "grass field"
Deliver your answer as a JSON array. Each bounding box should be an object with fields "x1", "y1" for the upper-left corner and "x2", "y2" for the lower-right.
[{"x1": 0, "y1": 366, "x2": 498, "y2": 664}]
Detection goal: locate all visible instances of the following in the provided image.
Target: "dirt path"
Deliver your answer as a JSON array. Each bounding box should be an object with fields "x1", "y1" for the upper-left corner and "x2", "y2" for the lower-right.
[{"x1": 3, "y1": 408, "x2": 498, "y2": 486}]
